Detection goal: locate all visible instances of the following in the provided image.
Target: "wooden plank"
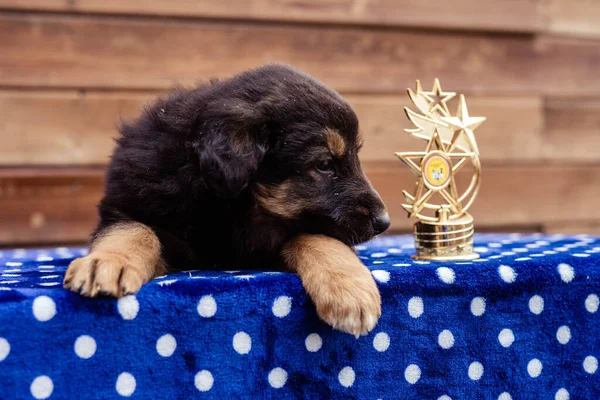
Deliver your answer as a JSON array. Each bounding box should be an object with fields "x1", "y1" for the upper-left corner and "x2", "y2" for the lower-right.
[
  {"x1": 0, "y1": 0, "x2": 542, "y2": 33},
  {"x1": 0, "y1": 91, "x2": 152, "y2": 165},
  {"x1": 0, "y1": 90, "x2": 544, "y2": 165},
  {"x1": 352, "y1": 94, "x2": 544, "y2": 163},
  {"x1": 543, "y1": 98, "x2": 600, "y2": 162},
  {"x1": 0, "y1": 169, "x2": 102, "y2": 244},
  {"x1": 366, "y1": 163, "x2": 600, "y2": 231},
  {"x1": 0, "y1": 14, "x2": 599, "y2": 95},
  {"x1": 545, "y1": 0, "x2": 600, "y2": 38},
  {"x1": 1, "y1": 163, "x2": 597, "y2": 244},
  {"x1": 544, "y1": 222, "x2": 600, "y2": 235}
]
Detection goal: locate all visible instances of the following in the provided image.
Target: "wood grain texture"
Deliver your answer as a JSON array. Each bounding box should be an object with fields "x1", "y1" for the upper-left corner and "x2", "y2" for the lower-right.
[
  {"x1": 544, "y1": 222, "x2": 600, "y2": 235},
  {"x1": 1, "y1": 163, "x2": 598, "y2": 244},
  {"x1": 0, "y1": 169, "x2": 102, "y2": 244},
  {"x1": 1, "y1": 14, "x2": 599, "y2": 94},
  {"x1": 0, "y1": 91, "x2": 152, "y2": 165},
  {"x1": 353, "y1": 94, "x2": 544, "y2": 162},
  {"x1": 543, "y1": 98, "x2": 600, "y2": 161},
  {"x1": 545, "y1": 0, "x2": 600, "y2": 38},
  {"x1": 366, "y1": 163, "x2": 600, "y2": 231},
  {"x1": 0, "y1": 90, "x2": 544, "y2": 165},
  {"x1": 0, "y1": 0, "x2": 542, "y2": 33}
]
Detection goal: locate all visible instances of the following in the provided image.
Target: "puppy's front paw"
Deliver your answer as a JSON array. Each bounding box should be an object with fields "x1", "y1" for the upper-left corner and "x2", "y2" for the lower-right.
[
  {"x1": 63, "y1": 252, "x2": 147, "y2": 298},
  {"x1": 311, "y1": 265, "x2": 382, "y2": 337}
]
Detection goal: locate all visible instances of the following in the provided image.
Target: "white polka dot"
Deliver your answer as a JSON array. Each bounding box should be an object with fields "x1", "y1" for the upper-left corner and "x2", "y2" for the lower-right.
[
  {"x1": 195, "y1": 370, "x2": 214, "y2": 392},
  {"x1": 268, "y1": 367, "x2": 287, "y2": 388},
  {"x1": 408, "y1": 296, "x2": 424, "y2": 318},
  {"x1": 515, "y1": 257, "x2": 531, "y2": 261},
  {"x1": 197, "y1": 295, "x2": 217, "y2": 317},
  {"x1": 373, "y1": 332, "x2": 390, "y2": 352},
  {"x1": 498, "y1": 265, "x2": 517, "y2": 283},
  {"x1": 74, "y1": 335, "x2": 96, "y2": 359},
  {"x1": 30, "y1": 376, "x2": 53, "y2": 399},
  {"x1": 272, "y1": 296, "x2": 292, "y2": 317},
  {"x1": 556, "y1": 326, "x2": 571, "y2": 345},
  {"x1": 117, "y1": 295, "x2": 139, "y2": 320},
  {"x1": 156, "y1": 334, "x2": 177, "y2": 357},
  {"x1": 471, "y1": 297, "x2": 486, "y2": 316},
  {"x1": 305, "y1": 333, "x2": 322, "y2": 352},
  {"x1": 438, "y1": 396, "x2": 452, "y2": 400},
  {"x1": 555, "y1": 388, "x2": 569, "y2": 400},
  {"x1": 468, "y1": 361, "x2": 484, "y2": 380},
  {"x1": 5, "y1": 261, "x2": 22, "y2": 267},
  {"x1": 498, "y1": 329, "x2": 514, "y2": 348},
  {"x1": 372, "y1": 270, "x2": 390, "y2": 283},
  {"x1": 0, "y1": 337, "x2": 10, "y2": 361},
  {"x1": 233, "y1": 332, "x2": 251, "y2": 355},
  {"x1": 489, "y1": 243, "x2": 502, "y2": 248},
  {"x1": 388, "y1": 248, "x2": 402, "y2": 254},
  {"x1": 529, "y1": 295, "x2": 544, "y2": 314},
  {"x1": 371, "y1": 252, "x2": 388, "y2": 258},
  {"x1": 404, "y1": 364, "x2": 421, "y2": 384},
  {"x1": 558, "y1": 263, "x2": 575, "y2": 283},
  {"x1": 501, "y1": 251, "x2": 516, "y2": 256},
  {"x1": 527, "y1": 359, "x2": 542, "y2": 378},
  {"x1": 116, "y1": 372, "x2": 136, "y2": 397},
  {"x1": 338, "y1": 366, "x2": 355, "y2": 387},
  {"x1": 438, "y1": 330, "x2": 454, "y2": 349},
  {"x1": 32, "y1": 296, "x2": 56, "y2": 322},
  {"x1": 498, "y1": 393, "x2": 512, "y2": 400},
  {"x1": 585, "y1": 294, "x2": 599, "y2": 313},
  {"x1": 437, "y1": 267, "x2": 455, "y2": 284},
  {"x1": 474, "y1": 247, "x2": 489, "y2": 253},
  {"x1": 584, "y1": 356, "x2": 598, "y2": 374},
  {"x1": 573, "y1": 253, "x2": 590, "y2": 258}
]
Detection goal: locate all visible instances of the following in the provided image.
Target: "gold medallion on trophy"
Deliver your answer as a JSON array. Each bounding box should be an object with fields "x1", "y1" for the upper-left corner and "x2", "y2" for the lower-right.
[{"x1": 396, "y1": 79, "x2": 484, "y2": 261}]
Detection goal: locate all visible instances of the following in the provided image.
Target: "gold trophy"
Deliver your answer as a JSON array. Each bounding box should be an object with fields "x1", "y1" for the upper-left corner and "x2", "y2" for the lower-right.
[{"x1": 396, "y1": 79, "x2": 484, "y2": 261}]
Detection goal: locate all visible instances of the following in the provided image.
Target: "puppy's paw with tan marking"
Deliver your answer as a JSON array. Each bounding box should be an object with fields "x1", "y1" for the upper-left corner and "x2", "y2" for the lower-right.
[
  {"x1": 63, "y1": 253, "x2": 147, "y2": 298},
  {"x1": 311, "y1": 262, "x2": 381, "y2": 337},
  {"x1": 283, "y1": 234, "x2": 382, "y2": 337}
]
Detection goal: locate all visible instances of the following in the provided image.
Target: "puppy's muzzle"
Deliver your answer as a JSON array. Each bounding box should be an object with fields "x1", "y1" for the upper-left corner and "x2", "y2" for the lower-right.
[{"x1": 372, "y1": 212, "x2": 390, "y2": 235}]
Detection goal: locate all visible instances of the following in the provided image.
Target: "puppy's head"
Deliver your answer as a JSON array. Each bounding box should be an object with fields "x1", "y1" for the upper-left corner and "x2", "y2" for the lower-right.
[{"x1": 192, "y1": 64, "x2": 389, "y2": 246}]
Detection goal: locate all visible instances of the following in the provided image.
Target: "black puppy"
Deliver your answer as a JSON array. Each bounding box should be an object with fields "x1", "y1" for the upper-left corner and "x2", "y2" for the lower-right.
[{"x1": 64, "y1": 64, "x2": 390, "y2": 336}]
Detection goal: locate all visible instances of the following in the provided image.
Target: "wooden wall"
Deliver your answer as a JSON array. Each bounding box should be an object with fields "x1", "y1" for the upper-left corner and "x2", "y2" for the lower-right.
[{"x1": 0, "y1": 1, "x2": 599, "y2": 245}]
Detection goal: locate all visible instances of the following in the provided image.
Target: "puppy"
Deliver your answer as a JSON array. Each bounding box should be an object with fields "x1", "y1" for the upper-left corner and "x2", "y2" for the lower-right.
[{"x1": 64, "y1": 64, "x2": 390, "y2": 336}]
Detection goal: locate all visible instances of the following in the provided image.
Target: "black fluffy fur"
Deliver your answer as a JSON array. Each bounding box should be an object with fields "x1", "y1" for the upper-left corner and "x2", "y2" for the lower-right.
[{"x1": 96, "y1": 64, "x2": 388, "y2": 271}]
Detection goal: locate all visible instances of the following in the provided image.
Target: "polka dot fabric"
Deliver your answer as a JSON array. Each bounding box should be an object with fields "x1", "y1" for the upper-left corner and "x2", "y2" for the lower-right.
[{"x1": 0, "y1": 234, "x2": 599, "y2": 399}]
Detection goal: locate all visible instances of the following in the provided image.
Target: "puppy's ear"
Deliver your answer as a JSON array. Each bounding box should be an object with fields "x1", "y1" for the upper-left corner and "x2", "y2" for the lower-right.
[{"x1": 193, "y1": 107, "x2": 270, "y2": 198}]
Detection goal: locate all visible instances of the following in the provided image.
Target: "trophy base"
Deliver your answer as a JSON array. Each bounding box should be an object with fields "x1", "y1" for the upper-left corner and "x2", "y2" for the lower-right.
[{"x1": 412, "y1": 213, "x2": 479, "y2": 261}]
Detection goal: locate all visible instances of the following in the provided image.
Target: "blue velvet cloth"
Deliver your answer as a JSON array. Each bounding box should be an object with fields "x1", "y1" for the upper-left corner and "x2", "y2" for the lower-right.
[{"x1": 1, "y1": 234, "x2": 599, "y2": 399}]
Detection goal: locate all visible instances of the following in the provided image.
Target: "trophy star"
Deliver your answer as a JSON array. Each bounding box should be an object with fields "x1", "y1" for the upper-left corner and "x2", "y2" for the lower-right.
[
  {"x1": 440, "y1": 94, "x2": 485, "y2": 155},
  {"x1": 422, "y1": 78, "x2": 456, "y2": 117},
  {"x1": 395, "y1": 129, "x2": 471, "y2": 217}
]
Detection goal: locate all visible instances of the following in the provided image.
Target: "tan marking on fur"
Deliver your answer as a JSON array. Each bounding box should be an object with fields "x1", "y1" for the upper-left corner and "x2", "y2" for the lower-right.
[
  {"x1": 63, "y1": 222, "x2": 165, "y2": 298},
  {"x1": 324, "y1": 128, "x2": 346, "y2": 157},
  {"x1": 282, "y1": 234, "x2": 381, "y2": 337},
  {"x1": 256, "y1": 181, "x2": 305, "y2": 218}
]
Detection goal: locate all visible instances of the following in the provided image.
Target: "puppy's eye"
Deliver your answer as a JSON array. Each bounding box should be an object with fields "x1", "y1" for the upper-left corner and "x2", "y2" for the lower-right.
[{"x1": 316, "y1": 159, "x2": 334, "y2": 173}]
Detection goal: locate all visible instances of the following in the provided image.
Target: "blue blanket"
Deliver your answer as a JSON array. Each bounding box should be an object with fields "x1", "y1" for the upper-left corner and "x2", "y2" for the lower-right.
[{"x1": 1, "y1": 234, "x2": 599, "y2": 399}]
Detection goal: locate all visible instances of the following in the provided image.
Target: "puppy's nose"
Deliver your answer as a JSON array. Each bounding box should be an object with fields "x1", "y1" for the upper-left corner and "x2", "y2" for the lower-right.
[{"x1": 372, "y1": 212, "x2": 390, "y2": 235}]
